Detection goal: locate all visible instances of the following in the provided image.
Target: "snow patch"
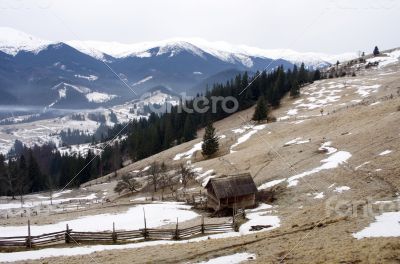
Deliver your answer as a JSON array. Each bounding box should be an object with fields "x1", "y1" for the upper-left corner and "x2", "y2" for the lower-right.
[
  {"x1": 74, "y1": 74, "x2": 98, "y2": 81},
  {"x1": 173, "y1": 141, "x2": 203, "y2": 160},
  {"x1": 230, "y1": 125, "x2": 266, "y2": 153},
  {"x1": 333, "y1": 186, "x2": 350, "y2": 193},
  {"x1": 313, "y1": 192, "x2": 324, "y2": 199},
  {"x1": 353, "y1": 212, "x2": 400, "y2": 239},
  {"x1": 287, "y1": 151, "x2": 352, "y2": 187},
  {"x1": 319, "y1": 141, "x2": 337, "y2": 155},
  {"x1": 239, "y1": 205, "x2": 280, "y2": 235},
  {"x1": 86, "y1": 92, "x2": 117, "y2": 103},
  {"x1": 379, "y1": 150, "x2": 392, "y2": 156},
  {"x1": 355, "y1": 85, "x2": 380, "y2": 97},
  {"x1": 132, "y1": 76, "x2": 153, "y2": 87},
  {"x1": 355, "y1": 161, "x2": 370, "y2": 170},
  {"x1": 258, "y1": 179, "x2": 286, "y2": 190},
  {"x1": 284, "y1": 137, "x2": 310, "y2": 146},
  {"x1": 195, "y1": 253, "x2": 256, "y2": 264}
]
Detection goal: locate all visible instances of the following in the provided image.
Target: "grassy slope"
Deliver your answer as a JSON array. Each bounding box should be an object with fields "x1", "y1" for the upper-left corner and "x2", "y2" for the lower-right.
[{"x1": 21, "y1": 60, "x2": 400, "y2": 263}]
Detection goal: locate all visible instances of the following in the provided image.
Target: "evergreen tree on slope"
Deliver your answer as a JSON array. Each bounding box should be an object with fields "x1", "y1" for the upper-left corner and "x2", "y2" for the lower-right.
[
  {"x1": 201, "y1": 122, "x2": 219, "y2": 158},
  {"x1": 252, "y1": 96, "x2": 268, "y2": 122}
]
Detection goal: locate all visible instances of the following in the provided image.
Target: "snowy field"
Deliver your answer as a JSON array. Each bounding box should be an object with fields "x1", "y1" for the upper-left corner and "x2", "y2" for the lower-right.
[
  {"x1": 0, "y1": 202, "x2": 198, "y2": 236},
  {"x1": 0, "y1": 189, "x2": 105, "y2": 219},
  {"x1": 0, "y1": 203, "x2": 277, "y2": 262}
]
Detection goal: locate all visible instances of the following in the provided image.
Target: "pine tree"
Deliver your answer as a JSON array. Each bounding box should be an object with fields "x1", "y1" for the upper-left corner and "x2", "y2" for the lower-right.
[
  {"x1": 373, "y1": 46, "x2": 380, "y2": 56},
  {"x1": 290, "y1": 80, "x2": 300, "y2": 98},
  {"x1": 163, "y1": 115, "x2": 174, "y2": 149},
  {"x1": 5, "y1": 158, "x2": 17, "y2": 199},
  {"x1": 313, "y1": 69, "x2": 321, "y2": 81},
  {"x1": 252, "y1": 96, "x2": 268, "y2": 122},
  {"x1": 28, "y1": 151, "x2": 43, "y2": 193},
  {"x1": 16, "y1": 155, "x2": 30, "y2": 205},
  {"x1": 298, "y1": 62, "x2": 307, "y2": 85},
  {"x1": 81, "y1": 150, "x2": 93, "y2": 183},
  {"x1": 183, "y1": 115, "x2": 195, "y2": 141},
  {"x1": 0, "y1": 154, "x2": 7, "y2": 196},
  {"x1": 201, "y1": 122, "x2": 219, "y2": 158}
]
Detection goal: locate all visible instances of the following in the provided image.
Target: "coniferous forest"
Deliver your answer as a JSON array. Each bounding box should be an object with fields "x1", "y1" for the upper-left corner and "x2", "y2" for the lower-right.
[{"x1": 0, "y1": 64, "x2": 316, "y2": 196}]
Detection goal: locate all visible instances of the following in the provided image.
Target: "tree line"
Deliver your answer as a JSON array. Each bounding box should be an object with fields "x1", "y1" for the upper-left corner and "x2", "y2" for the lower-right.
[
  {"x1": 0, "y1": 141, "x2": 122, "y2": 197},
  {"x1": 0, "y1": 63, "x2": 317, "y2": 197}
]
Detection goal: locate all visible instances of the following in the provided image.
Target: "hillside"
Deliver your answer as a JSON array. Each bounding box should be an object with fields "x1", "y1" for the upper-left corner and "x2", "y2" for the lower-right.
[{"x1": 0, "y1": 49, "x2": 400, "y2": 263}]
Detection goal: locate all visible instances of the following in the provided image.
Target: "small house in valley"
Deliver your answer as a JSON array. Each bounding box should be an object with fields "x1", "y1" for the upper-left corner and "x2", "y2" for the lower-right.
[{"x1": 205, "y1": 173, "x2": 258, "y2": 211}]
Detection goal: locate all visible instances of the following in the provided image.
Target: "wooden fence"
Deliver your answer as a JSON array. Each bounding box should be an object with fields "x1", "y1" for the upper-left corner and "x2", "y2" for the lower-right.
[{"x1": 0, "y1": 217, "x2": 233, "y2": 249}]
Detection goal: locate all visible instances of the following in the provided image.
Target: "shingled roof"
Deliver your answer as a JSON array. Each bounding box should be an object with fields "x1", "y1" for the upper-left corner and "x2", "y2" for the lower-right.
[{"x1": 205, "y1": 173, "x2": 258, "y2": 199}]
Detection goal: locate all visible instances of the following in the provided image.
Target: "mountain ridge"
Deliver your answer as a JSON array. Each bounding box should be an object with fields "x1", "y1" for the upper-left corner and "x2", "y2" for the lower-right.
[
  {"x1": 0, "y1": 27, "x2": 356, "y2": 112},
  {"x1": 1, "y1": 27, "x2": 357, "y2": 67}
]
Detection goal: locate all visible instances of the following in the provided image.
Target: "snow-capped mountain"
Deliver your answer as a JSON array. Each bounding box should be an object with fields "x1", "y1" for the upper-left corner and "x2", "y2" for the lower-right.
[
  {"x1": 67, "y1": 37, "x2": 357, "y2": 68},
  {"x1": 0, "y1": 27, "x2": 356, "y2": 115},
  {"x1": 0, "y1": 27, "x2": 55, "y2": 56}
]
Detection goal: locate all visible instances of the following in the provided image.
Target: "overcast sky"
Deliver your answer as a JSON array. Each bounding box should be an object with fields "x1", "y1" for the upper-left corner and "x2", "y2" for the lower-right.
[{"x1": 0, "y1": 0, "x2": 399, "y2": 53}]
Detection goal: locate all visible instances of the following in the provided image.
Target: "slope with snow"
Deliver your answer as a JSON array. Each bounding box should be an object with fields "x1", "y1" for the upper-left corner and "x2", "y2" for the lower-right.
[
  {"x1": 0, "y1": 27, "x2": 55, "y2": 55},
  {"x1": 0, "y1": 27, "x2": 357, "y2": 69}
]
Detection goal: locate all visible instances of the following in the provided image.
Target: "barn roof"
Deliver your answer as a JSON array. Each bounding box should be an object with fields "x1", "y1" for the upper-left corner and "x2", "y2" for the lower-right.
[{"x1": 205, "y1": 173, "x2": 257, "y2": 199}]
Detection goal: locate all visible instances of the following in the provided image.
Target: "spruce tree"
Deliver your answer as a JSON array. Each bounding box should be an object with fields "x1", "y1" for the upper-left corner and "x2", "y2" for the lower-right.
[
  {"x1": 373, "y1": 46, "x2": 380, "y2": 56},
  {"x1": 298, "y1": 62, "x2": 307, "y2": 85},
  {"x1": 183, "y1": 115, "x2": 195, "y2": 141},
  {"x1": 16, "y1": 155, "x2": 30, "y2": 204},
  {"x1": 201, "y1": 122, "x2": 219, "y2": 158},
  {"x1": 252, "y1": 96, "x2": 268, "y2": 122},
  {"x1": 290, "y1": 80, "x2": 300, "y2": 98},
  {"x1": 28, "y1": 151, "x2": 43, "y2": 192},
  {"x1": 313, "y1": 69, "x2": 321, "y2": 81}
]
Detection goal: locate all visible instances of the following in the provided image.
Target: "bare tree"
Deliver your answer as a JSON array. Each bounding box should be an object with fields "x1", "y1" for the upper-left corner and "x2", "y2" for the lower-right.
[
  {"x1": 167, "y1": 174, "x2": 179, "y2": 200},
  {"x1": 45, "y1": 175, "x2": 56, "y2": 205},
  {"x1": 114, "y1": 174, "x2": 142, "y2": 195},
  {"x1": 16, "y1": 155, "x2": 30, "y2": 208},
  {"x1": 158, "y1": 162, "x2": 169, "y2": 200},
  {"x1": 148, "y1": 162, "x2": 160, "y2": 193},
  {"x1": 179, "y1": 163, "x2": 195, "y2": 194}
]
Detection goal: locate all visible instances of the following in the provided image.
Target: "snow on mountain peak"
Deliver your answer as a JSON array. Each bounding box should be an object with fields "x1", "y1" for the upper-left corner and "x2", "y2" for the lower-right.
[
  {"x1": 0, "y1": 27, "x2": 357, "y2": 67},
  {"x1": 155, "y1": 41, "x2": 205, "y2": 58},
  {"x1": 65, "y1": 40, "x2": 107, "y2": 60},
  {"x1": 0, "y1": 27, "x2": 54, "y2": 55}
]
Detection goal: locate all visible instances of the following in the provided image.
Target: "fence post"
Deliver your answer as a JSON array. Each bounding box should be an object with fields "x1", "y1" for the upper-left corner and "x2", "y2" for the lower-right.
[
  {"x1": 174, "y1": 218, "x2": 179, "y2": 240},
  {"x1": 26, "y1": 220, "x2": 32, "y2": 248},
  {"x1": 142, "y1": 208, "x2": 148, "y2": 240},
  {"x1": 112, "y1": 222, "x2": 117, "y2": 243},
  {"x1": 65, "y1": 224, "x2": 71, "y2": 244},
  {"x1": 201, "y1": 215, "x2": 205, "y2": 234}
]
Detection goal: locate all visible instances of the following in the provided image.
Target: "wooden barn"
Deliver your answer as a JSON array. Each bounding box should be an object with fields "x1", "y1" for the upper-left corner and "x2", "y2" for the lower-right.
[{"x1": 205, "y1": 173, "x2": 258, "y2": 211}]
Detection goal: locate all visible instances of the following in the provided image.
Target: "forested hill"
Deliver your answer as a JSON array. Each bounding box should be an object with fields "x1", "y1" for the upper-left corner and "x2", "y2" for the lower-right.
[{"x1": 0, "y1": 64, "x2": 318, "y2": 196}]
